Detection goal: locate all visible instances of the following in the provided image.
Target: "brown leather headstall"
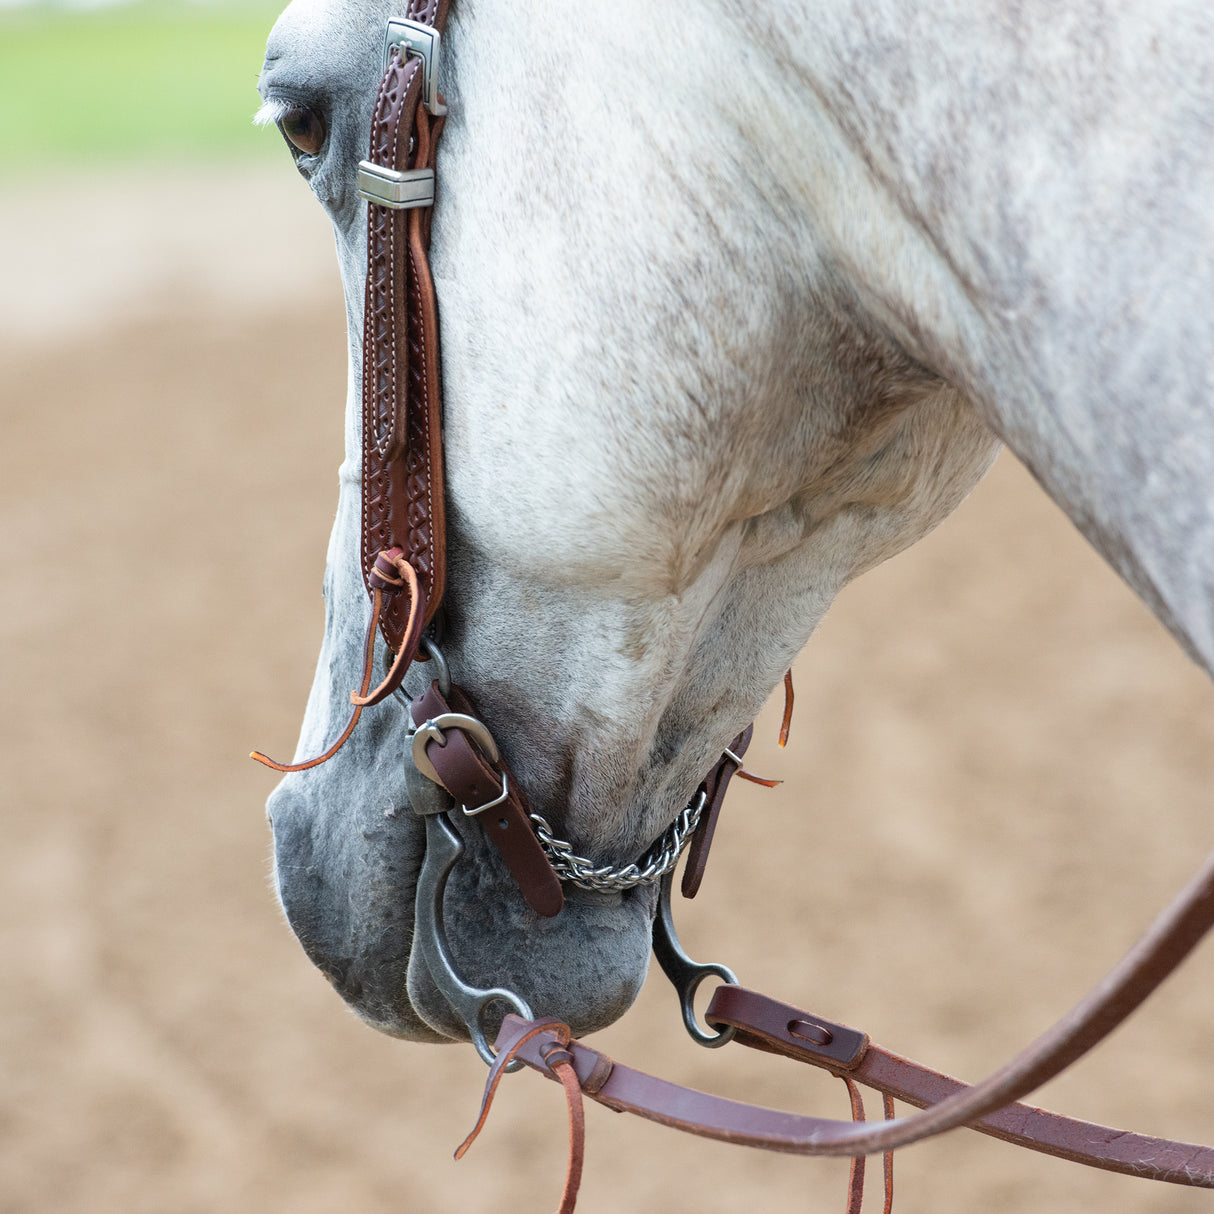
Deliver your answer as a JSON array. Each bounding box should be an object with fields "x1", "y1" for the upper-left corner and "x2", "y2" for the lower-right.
[{"x1": 250, "y1": 1, "x2": 567, "y2": 918}]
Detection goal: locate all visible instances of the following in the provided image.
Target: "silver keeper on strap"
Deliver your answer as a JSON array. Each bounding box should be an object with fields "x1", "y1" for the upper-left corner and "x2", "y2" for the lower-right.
[{"x1": 358, "y1": 164, "x2": 436, "y2": 209}]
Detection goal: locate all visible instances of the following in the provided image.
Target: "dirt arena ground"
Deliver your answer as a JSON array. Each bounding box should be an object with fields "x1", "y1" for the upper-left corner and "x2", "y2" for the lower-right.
[{"x1": 2, "y1": 164, "x2": 1212, "y2": 1214}]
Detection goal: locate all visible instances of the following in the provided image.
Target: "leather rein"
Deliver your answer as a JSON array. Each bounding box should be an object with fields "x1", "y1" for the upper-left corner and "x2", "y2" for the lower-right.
[{"x1": 253, "y1": 6, "x2": 1214, "y2": 1209}]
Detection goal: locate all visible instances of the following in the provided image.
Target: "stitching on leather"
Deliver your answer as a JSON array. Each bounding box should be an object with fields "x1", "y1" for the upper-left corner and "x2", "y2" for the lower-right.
[
  {"x1": 408, "y1": 229, "x2": 431, "y2": 585},
  {"x1": 363, "y1": 56, "x2": 421, "y2": 603},
  {"x1": 383, "y1": 62, "x2": 400, "y2": 462},
  {"x1": 363, "y1": 62, "x2": 396, "y2": 594},
  {"x1": 384, "y1": 58, "x2": 421, "y2": 461}
]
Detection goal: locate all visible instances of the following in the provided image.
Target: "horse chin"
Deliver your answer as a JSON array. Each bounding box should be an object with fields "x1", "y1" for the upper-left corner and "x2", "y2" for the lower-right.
[
  {"x1": 267, "y1": 776, "x2": 445, "y2": 1042},
  {"x1": 405, "y1": 817, "x2": 658, "y2": 1042},
  {"x1": 268, "y1": 778, "x2": 655, "y2": 1045}
]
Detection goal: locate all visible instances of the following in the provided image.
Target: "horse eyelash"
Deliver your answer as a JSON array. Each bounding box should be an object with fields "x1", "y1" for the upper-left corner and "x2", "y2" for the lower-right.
[{"x1": 253, "y1": 97, "x2": 293, "y2": 129}]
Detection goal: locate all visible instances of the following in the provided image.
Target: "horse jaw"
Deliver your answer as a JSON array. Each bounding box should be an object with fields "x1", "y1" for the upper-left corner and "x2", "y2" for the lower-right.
[{"x1": 257, "y1": 0, "x2": 999, "y2": 1043}]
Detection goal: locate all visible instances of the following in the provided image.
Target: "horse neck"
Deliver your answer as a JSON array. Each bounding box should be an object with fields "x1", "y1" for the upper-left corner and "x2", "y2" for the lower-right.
[
  {"x1": 761, "y1": 0, "x2": 1214, "y2": 672},
  {"x1": 327, "y1": 0, "x2": 1213, "y2": 678}
]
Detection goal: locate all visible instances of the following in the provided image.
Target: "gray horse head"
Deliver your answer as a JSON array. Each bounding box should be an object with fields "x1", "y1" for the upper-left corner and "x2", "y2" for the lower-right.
[{"x1": 255, "y1": 0, "x2": 1213, "y2": 1045}]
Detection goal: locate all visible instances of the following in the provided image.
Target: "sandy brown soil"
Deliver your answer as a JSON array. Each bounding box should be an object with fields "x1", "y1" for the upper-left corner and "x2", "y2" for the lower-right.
[{"x1": 2, "y1": 166, "x2": 1212, "y2": 1214}]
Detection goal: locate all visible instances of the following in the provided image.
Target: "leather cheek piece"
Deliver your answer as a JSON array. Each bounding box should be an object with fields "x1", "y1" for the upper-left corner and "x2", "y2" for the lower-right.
[{"x1": 360, "y1": 55, "x2": 447, "y2": 654}]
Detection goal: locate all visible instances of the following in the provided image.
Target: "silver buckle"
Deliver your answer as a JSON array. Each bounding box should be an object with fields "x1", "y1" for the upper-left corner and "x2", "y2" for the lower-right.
[
  {"x1": 384, "y1": 17, "x2": 447, "y2": 115},
  {"x1": 411, "y1": 712, "x2": 501, "y2": 785},
  {"x1": 357, "y1": 163, "x2": 435, "y2": 209},
  {"x1": 462, "y1": 771, "x2": 510, "y2": 818},
  {"x1": 410, "y1": 714, "x2": 510, "y2": 817}
]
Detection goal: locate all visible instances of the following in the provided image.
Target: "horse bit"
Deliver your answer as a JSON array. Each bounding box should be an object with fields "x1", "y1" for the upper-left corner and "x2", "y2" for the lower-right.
[{"x1": 254, "y1": 4, "x2": 1214, "y2": 1209}]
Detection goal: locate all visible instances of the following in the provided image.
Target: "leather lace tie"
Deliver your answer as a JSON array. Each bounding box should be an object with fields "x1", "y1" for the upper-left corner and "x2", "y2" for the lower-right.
[
  {"x1": 251, "y1": 549, "x2": 426, "y2": 772},
  {"x1": 457, "y1": 1019, "x2": 587, "y2": 1214}
]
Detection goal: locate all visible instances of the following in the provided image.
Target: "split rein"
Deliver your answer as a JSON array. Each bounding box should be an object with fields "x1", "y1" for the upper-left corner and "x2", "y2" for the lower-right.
[{"x1": 250, "y1": 6, "x2": 1214, "y2": 1210}]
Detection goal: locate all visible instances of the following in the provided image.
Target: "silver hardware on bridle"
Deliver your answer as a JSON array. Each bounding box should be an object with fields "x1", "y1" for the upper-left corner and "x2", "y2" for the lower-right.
[
  {"x1": 382, "y1": 16, "x2": 446, "y2": 114},
  {"x1": 356, "y1": 17, "x2": 447, "y2": 207},
  {"x1": 357, "y1": 163, "x2": 436, "y2": 209},
  {"x1": 652, "y1": 871, "x2": 739, "y2": 1048},
  {"x1": 408, "y1": 643, "x2": 715, "y2": 894},
  {"x1": 529, "y1": 790, "x2": 708, "y2": 894},
  {"x1": 412, "y1": 809, "x2": 534, "y2": 1067},
  {"x1": 415, "y1": 633, "x2": 451, "y2": 697}
]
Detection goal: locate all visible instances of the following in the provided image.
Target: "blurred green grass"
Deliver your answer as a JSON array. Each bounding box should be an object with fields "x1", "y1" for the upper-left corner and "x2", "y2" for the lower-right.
[{"x1": 0, "y1": 2, "x2": 288, "y2": 171}]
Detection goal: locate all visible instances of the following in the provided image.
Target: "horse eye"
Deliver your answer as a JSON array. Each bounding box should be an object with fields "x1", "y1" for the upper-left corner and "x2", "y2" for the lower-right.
[{"x1": 280, "y1": 104, "x2": 326, "y2": 156}]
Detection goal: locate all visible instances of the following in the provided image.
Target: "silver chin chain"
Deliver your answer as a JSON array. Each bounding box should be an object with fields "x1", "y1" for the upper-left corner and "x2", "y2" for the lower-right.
[
  {"x1": 529, "y1": 791, "x2": 707, "y2": 895},
  {"x1": 405, "y1": 638, "x2": 709, "y2": 895}
]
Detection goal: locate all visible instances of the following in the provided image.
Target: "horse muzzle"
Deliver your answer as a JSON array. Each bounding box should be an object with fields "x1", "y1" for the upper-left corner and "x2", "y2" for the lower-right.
[{"x1": 266, "y1": 763, "x2": 655, "y2": 1047}]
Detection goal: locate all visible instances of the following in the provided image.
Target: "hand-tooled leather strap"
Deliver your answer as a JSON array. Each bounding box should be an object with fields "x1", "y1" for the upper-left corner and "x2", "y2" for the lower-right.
[
  {"x1": 361, "y1": 43, "x2": 446, "y2": 654},
  {"x1": 410, "y1": 680, "x2": 566, "y2": 917},
  {"x1": 405, "y1": 0, "x2": 448, "y2": 27}
]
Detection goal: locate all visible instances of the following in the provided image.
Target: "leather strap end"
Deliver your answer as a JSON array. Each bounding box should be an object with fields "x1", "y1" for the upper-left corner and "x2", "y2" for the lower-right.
[
  {"x1": 682, "y1": 725, "x2": 754, "y2": 899},
  {"x1": 706, "y1": 985, "x2": 870, "y2": 1072},
  {"x1": 351, "y1": 559, "x2": 427, "y2": 708},
  {"x1": 456, "y1": 1018, "x2": 570, "y2": 1161}
]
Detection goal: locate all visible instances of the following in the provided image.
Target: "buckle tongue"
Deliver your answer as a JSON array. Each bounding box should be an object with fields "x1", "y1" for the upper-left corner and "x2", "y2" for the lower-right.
[{"x1": 384, "y1": 17, "x2": 447, "y2": 115}]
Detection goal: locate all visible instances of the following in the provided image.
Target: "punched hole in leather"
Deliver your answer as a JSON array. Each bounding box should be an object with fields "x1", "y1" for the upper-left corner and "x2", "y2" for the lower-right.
[{"x1": 707, "y1": 985, "x2": 869, "y2": 1071}]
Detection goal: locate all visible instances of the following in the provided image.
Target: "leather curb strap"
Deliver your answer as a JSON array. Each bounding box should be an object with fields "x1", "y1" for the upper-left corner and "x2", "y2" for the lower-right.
[
  {"x1": 410, "y1": 680, "x2": 565, "y2": 916},
  {"x1": 493, "y1": 844, "x2": 1214, "y2": 1194}
]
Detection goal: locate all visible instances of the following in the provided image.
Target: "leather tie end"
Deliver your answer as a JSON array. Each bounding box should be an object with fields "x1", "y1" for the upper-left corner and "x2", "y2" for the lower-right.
[{"x1": 736, "y1": 769, "x2": 783, "y2": 788}]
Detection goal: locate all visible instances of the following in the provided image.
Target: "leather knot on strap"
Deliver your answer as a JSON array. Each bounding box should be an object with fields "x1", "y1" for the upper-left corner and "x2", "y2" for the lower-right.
[
  {"x1": 369, "y1": 546, "x2": 409, "y2": 589},
  {"x1": 250, "y1": 549, "x2": 427, "y2": 773},
  {"x1": 457, "y1": 1019, "x2": 586, "y2": 1214}
]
